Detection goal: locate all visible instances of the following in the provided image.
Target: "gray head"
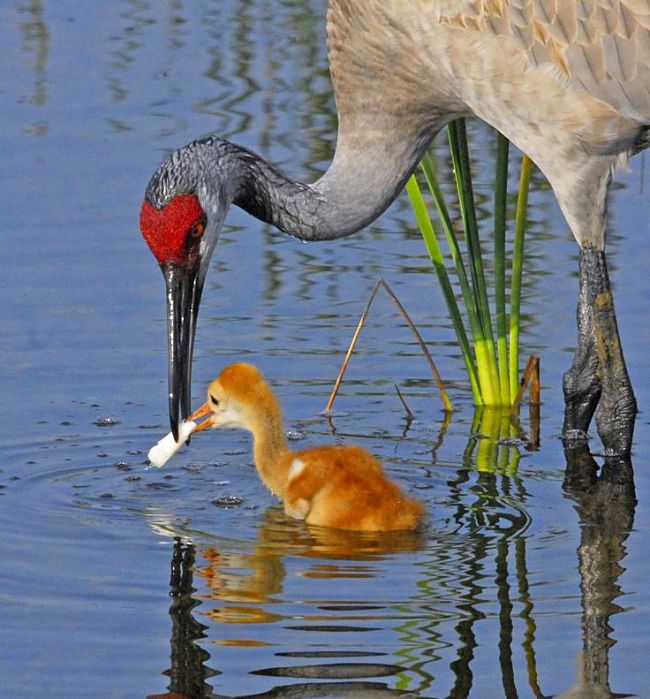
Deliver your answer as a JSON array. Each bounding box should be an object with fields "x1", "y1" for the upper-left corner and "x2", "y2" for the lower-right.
[{"x1": 140, "y1": 138, "x2": 230, "y2": 440}]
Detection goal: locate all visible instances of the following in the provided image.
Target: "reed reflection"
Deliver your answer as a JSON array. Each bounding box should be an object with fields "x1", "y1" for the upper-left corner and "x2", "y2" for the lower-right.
[
  {"x1": 405, "y1": 410, "x2": 636, "y2": 698},
  {"x1": 438, "y1": 411, "x2": 536, "y2": 699}
]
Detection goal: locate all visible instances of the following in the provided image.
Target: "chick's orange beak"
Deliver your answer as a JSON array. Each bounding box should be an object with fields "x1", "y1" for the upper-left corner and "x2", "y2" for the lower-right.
[{"x1": 188, "y1": 402, "x2": 215, "y2": 433}]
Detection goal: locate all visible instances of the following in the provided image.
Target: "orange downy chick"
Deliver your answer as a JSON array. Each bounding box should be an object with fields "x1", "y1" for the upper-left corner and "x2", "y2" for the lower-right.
[{"x1": 191, "y1": 362, "x2": 425, "y2": 532}]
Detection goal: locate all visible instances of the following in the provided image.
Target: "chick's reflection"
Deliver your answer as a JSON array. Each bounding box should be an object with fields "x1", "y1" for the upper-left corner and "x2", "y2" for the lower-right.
[{"x1": 197, "y1": 506, "x2": 425, "y2": 620}]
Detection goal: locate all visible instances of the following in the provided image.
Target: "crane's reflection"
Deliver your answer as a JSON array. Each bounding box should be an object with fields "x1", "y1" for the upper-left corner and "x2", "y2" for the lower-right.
[
  {"x1": 163, "y1": 541, "x2": 218, "y2": 698},
  {"x1": 555, "y1": 445, "x2": 636, "y2": 699}
]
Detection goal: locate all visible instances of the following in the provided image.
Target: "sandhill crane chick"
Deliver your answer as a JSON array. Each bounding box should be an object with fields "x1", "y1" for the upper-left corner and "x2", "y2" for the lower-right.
[{"x1": 189, "y1": 363, "x2": 425, "y2": 532}]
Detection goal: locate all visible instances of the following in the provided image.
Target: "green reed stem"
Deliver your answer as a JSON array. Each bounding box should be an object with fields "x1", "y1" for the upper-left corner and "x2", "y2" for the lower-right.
[
  {"x1": 419, "y1": 152, "x2": 490, "y2": 401},
  {"x1": 509, "y1": 154, "x2": 532, "y2": 393},
  {"x1": 408, "y1": 121, "x2": 533, "y2": 408},
  {"x1": 493, "y1": 133, "x2": 511, "y2": 405},
  {"x1": 420, "y1": 153, "x2": 480, "y2": 340},
  {"x1": 406, "y1": 175, "x2": 483, "y2": 404},
  {"x1": 448, "y1": 120, "x2": 500, "y2": 404}
]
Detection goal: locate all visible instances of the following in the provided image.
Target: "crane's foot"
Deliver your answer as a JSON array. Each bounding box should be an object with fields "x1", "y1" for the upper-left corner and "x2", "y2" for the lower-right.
[
  {"x1": 563, "y1": 247, "x2": 637, "y2": 457},
  {"x1": 562, "y1": 368, "x2": 600, "y2": 444},
  {"x1": 594, "y1": 395, "x2": 636, "y2": 457}
]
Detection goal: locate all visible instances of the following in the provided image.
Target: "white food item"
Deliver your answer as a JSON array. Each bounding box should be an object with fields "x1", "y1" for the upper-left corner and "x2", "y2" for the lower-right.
[{"x1": 148, "y1": 420, "x2": 197, "y2": 467}]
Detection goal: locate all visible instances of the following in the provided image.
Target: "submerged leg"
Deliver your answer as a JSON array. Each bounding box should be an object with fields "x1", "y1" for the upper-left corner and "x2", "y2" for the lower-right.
[{"x1": 563, "y1": 247, "x2": 637, "y2": 456}]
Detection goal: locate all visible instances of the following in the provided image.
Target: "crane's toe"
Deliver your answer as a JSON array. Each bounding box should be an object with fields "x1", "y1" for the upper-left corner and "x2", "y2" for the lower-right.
[
  {"x1": 595, "y1": 383, "x2": 637, "y2": 457},
  {"x1": 562, "y1": 347, "x2": 601, "y2": 442}
]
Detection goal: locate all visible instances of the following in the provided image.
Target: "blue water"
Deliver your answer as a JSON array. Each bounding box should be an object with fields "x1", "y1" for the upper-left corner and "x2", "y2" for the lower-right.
[{"x1": 1, "y1": 2, "x2": 649, "y2": 697}]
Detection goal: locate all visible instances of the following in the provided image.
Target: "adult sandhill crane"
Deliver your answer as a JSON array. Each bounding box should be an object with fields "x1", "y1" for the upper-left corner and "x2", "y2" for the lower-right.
[{"x1": 141, "y1": 1, "x2": 648, "y2": 457}]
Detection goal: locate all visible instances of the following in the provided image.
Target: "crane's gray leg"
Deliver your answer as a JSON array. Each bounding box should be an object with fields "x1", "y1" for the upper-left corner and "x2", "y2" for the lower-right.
[
  {"x1": 563, "y1": 250, "x2": 601, "y2": 440},
  {"x1": 563, "y1": 246, "x2": 637, "y2": 456},
  {"x1": 590, "y1": 249, "x2": 637, "y2": 455}
]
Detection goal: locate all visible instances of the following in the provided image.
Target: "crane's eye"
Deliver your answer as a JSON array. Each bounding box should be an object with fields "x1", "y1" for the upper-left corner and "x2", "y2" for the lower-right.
[
  {"x1": 209, "y1": 393, "x2": 219, "y2": 406},
  {"x1": 189, "y1": 217, "x2": 206, "y2": 239}
]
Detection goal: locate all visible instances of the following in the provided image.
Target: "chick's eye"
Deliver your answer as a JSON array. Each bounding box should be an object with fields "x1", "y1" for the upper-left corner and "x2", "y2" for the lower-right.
[{"x1": 209, "y1": 393, "x2": 219, "y2": 406}]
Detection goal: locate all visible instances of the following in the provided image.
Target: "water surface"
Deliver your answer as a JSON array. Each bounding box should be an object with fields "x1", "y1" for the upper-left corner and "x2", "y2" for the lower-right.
[{"x1": 1, "y1": 2, "x2": 649, "y2": 697}]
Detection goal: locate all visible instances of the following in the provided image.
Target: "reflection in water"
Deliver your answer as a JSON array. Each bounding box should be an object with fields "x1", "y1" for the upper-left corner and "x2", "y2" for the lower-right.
[
  {"x1": 148, "y1": 419, "x2": 637, "y2": 698},
  {"x1": 160, "y1": 541, "x2": 217, "y2": 698},
  {"x1": 465, "y1": 405, "x2": 540, "y2": 476},
  {"x1": 558, "y1": 446, "x2": 636, "y2": 699},
  {"x1": 17, "y1": 0, "x2": 49, "y2": 136},
  {"x1": 153, "y1": 520, "x2": 424, "y2": 698},
  {"x1": 438, "y1": 426, "x2": 535, "y2": 699}
]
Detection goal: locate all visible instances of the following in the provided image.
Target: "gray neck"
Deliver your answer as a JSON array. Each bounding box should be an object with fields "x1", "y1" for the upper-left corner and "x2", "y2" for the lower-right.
[{"x1": 186, "y1": 128, "x2": 434, "y2": 241}]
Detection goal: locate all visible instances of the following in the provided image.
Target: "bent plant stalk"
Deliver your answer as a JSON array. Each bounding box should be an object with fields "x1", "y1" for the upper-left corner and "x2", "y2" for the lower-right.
[{"x1": 406, "y1": 118, "x2": 533, "y2": 408}]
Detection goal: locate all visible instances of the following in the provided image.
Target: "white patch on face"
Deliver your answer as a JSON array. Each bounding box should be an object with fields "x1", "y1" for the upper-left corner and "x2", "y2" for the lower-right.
[
  {"x1": 287, "y1": 458, "x2": 306, "y2": 482},
  {"x1": 211, "y1": 402, "x2": 247, "y2": 430}
]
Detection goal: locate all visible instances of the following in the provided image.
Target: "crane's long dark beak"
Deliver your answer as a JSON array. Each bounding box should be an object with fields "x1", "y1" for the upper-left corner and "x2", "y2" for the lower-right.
[{"x1": 163, "y1": 262, "x2": 205, "y2": 441}]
